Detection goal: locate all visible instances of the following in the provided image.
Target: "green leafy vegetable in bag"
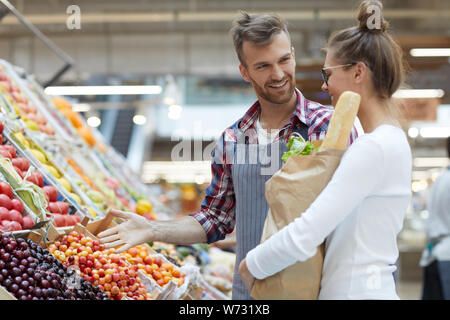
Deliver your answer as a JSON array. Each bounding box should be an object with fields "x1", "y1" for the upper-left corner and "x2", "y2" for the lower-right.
[{"x1": 281, "y1": 132, "x2": 317, "y2": 162}]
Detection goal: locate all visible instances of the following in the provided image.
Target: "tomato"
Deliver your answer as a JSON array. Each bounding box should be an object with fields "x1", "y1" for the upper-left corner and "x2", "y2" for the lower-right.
[
  {"x1": 48, "y1": 202, "x2": 61, "y2": 214},
  {"x1": 0, "y1": 149, "x2": 12, "y2": 160},
  {"x1": 9, "y1": 209, "x2": 23, "y2": 225},
  {"x1": 2, "y1": 145, "x2": 16, "y2": 158},
  {"x1": 0, "y1": 182, "x2": 13, "y2": 198}
]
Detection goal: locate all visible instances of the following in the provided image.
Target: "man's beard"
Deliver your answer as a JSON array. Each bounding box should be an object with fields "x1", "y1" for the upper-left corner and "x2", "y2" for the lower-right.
[{"x1": 249, "y1": 75, "x2": 295, "y2": 105}]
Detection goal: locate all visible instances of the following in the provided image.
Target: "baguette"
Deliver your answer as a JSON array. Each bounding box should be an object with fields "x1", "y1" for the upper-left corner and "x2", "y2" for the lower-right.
[{"x1": 320, "y1": 91, "x2": 361, "y2": 150}]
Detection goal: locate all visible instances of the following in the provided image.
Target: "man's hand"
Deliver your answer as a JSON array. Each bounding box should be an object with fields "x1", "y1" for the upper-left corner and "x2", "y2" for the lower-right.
[
  {"x1": 238, "y1": 259, "x2": 255, "y2": 292},
  {"x1": 97, "y1": 209, "x2": 153, "y2": 253}
]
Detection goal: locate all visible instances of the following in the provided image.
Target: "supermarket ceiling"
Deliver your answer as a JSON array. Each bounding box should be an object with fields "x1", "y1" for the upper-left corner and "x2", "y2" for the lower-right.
[{"x1": 0, "y1": 0, "x2": 449, "y2": 35}]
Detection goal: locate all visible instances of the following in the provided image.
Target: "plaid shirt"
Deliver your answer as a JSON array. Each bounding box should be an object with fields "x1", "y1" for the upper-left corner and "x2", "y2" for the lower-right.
[{"x1": 190, "y1": 88, "x2": 359, "y2": 243}]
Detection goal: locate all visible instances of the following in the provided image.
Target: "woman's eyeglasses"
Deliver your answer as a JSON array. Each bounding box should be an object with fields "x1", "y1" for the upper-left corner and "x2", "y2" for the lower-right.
[{"x1": 321, "y1": 63, "x2": 356, "y2": 86}]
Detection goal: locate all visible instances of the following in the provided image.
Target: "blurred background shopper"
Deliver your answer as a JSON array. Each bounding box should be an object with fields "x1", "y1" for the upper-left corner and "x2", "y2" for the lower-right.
[{"x1": 420, "y1": 136, "x2": 450, "y2": 300}]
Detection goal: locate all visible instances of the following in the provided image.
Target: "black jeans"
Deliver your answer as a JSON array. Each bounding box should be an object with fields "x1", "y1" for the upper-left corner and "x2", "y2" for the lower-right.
[{"x1": 422, "y1": 260, "x2": 450, "y2": 300}]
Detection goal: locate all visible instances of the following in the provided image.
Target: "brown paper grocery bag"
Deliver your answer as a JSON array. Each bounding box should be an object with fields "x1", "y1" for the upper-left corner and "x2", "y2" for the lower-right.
[{"x1": 251, "y1": 148, "x2": 345, "y2": 300}]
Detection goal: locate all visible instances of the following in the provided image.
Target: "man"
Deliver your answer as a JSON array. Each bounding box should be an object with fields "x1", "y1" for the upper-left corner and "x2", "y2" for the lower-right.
[
  {"x1": 420, "y1": 136, "x2": 450, "y2": 299},
  {"x1": 98, "y1": 12, "x2": 358, "y2": 299}
]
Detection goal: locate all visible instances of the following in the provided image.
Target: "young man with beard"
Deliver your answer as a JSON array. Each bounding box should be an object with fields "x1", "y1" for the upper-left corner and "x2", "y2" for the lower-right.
[{"x1": 98, "y1": 12, "x2": 359, "y2": 300}]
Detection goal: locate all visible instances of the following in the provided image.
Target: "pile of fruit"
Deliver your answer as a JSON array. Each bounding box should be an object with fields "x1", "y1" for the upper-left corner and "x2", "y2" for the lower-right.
[
  {"x1": 0, "y1": 234, "x2": 109, "y2": 300},
  {"x1": 48, "y1": 231, "x2": 153, "y2": 300},
  {"x1": 121, "y1": 245, "x2": 185, "y2": 288},
  {"x1": 52, "y1": 97, "x2": 96, "y2": 147},
  {"x1": 42, "y1": 185, "x2": 81, "y2": 227},
  {"x1": 0, "y1": 181, "x2": 34, "y2": 232},
  {"x1": 135, "y1": 199, "x2": 156, "y2": 221},
  {"x1": 0, "y1": 66, "x2": 54, "y2": 135}
]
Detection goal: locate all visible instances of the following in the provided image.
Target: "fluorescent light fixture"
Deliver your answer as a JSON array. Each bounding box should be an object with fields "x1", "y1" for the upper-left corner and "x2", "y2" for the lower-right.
[
  {"x1": 133, "y1": 114, "x2": 147, "y2": 125},
  {"x1": 410, "y1": 48, "x2": 450, "y2": 57},
  {"x1": 141, "y1": 160, "x2": 211, "y2": 183},
  {"x1": 72, "y1": 103, "x2": 91, "y2": 112},
  {"x1": 393, "y1": 89, "x2": 445, "y2": 99},
  {"x1": 87, "y1": 116, "x2": 101, "y2": 127},
  {"x1": 419, "y1": 127, "x2": 450, "y2": 138},
  {"x1": 44, "y1": 85, "x2": 162, "y2": 96},
  {"x1": 408, "y1": 127, "x2": 419, "y2": 138},
  {"x1": 413, "y1": 157, "x2": 449, "y2": 168}
]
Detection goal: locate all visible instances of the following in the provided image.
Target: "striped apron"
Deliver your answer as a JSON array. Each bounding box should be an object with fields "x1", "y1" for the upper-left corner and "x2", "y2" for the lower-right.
[{"x1": 231, "y1": 122, "x2": 308, "y2": 300}]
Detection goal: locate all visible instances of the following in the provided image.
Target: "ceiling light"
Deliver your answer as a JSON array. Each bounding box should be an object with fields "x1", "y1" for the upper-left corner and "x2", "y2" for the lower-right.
[
  {"x1": 72, "y1": 103, "x2": 91, "y2": 112},
  {"x1": 408, "y1": 127, "x2": 419, "y2": 138},
  {"x1": 410, "y1": 48, "x2": 450, "y2": 57},
  {"x1": 44, "y1": 85, "x2": 162, "y2": 96},
  {"x1": 133, "y1": 114, "x2": 147, "y2": 125},
  {"x1": 393, "y1": 89, "x2": 445, "y2": 99},
  {"x1": 87, "y1": 116, "x2": 101, "y2": 127},
  {"x1": 419, "y1": 127, "x2": 450, "y2": 138}
]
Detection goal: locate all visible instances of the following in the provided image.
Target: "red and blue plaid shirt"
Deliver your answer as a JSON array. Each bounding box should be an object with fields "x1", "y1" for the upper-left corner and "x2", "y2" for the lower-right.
[{"x1": 190, "y1": 88, "x2": 359, "y2": 243}]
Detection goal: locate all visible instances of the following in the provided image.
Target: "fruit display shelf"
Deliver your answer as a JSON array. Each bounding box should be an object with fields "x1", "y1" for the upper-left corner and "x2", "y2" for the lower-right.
[
  {"x1": 0, "y1": 233, "x2": 111, "y2": 300},
  {"x1": 0, "y1": 121, "x2": 95, "y2": 225},
  {"x1": 0, "y1": 60, "x2": 57, "y2": 137}
]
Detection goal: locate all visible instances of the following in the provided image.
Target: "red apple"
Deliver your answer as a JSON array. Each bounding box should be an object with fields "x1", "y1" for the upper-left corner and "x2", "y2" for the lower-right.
[
  {"x1": 0, "y1": 194, "x2": 12, "y2": 209},
  {"x1": 9, "y1": 209, "x2": 23, "y2": 225},
  {"x1": 22, "y1": 216, "x2": 34, "y2": 229},
  {"x1": 2, "y1": 220, "x2": 21, "y2": 231},
  {"x1": 0, "y1": 149, "x2": 12, "y2": 160},
  {"x1": 2, "y1": 145, "x2": 16, "y2": 158},
  {"x1": 48, "y1": 202, "x2": 61, "y2": 214},
  {"x1": 0, "y1": 207, "x2": 10, "y2": 221},
  {"x1": 12, "y1": 158, "x2": 30, "y2": 172},
  {"x1": 0, "y1": 181, "x2": 13, "y2": 198},
  {"x1": 42, "y1": 186, "x2": 58, "y2": 202},
  {"x1": 53, "y1": 214, "x2": 65, "y2": 227},
  {"x1": 11, "y1": 199, "x2": 23, "y2": 213},
  {"x1": 55, "y1": 201, "x2": 69, "y2": 215}
]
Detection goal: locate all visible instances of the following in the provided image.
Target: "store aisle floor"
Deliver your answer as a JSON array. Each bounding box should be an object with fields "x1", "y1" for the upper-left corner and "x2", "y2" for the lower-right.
[{"x1": 397, "y1": 281, "x2": 422, "y2": 300}]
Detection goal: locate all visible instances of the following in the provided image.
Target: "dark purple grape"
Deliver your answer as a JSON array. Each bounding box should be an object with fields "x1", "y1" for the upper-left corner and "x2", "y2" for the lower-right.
[
  {"x1": 15, "y1": 250, "x2": 24, "y2": 259},
  {"x1": 20, "y1": 259, "x2": 28, "y2": 267},
  {"x1": 11, "y1": 257, "x2": 19, "y2": 264},
  {"x1": 33, "y1": 287, "x2": 42, "y2": 297},
  {"x1": 20, "y1": 280, "x2": 29, "y2": 289},
  {"x1": 0, "y1": 274, "x2": 4, "y2": 283},
  {"x1": 45, "y1": 275, "x2": 52, "y2": 282},
  {"x1": 1, "y1": 236, "x2": 8, "y2": 246},
  {"x1": 9, "y1": 283, "x2": 19, "y2": 293},
  {"x1": 7, "y1": 261, "x2": 16, "y2": 269},
  {"x1": 19, "y1": 295, "x2": 28, "y2": 300},
  {"x1": 3, "y1": 278, "x2": 12, "y2": 287},
  {"x1": 18, "y1": 265, "x2": 26, "y2": 273},
  {"x1": 14, "y1": 276, "x2": 22, "y2": 284},
  {"x1": 17, "y1": 288, "x2": 26, "y2": 296},
  {"x1": 1, "y1": 252, "x2": 11, "y2": 262},
  {"x1": 51, "y1": 279, "x2": 60, "y2": 289},
  {"x1": 5, "y1": 244, "x2": 13, "y2": 252},
  {"x1": 41, "y1": 279, "x2": 50, "y2": 288},
  {"x1": 27, "y1": 286, "x2": 34, "y2": 294},
  {"x1": 41, "y1": 288, "x2": 48, "y2": 297},
  {"x1": 32, "y1": 297, "x2": 39, "y2": 300},
  {"x1": 1, "y1": 269, "x2": 8, "y2": 278},
  {"x1": 29, "y1": 262, "x2": 37, "y2": 269},
  {"x1": 11, "y1": 267, "x2": 21, "y2": 276},
  {"x1": 26, "y1": 267, "x2": 34, "y2": 276},
  {"x1": 0, "y1": 260, "x2": 5, "y2": 269},
  {"x1": 19, "y1": 242, "x2": 28, "y2": 250}
]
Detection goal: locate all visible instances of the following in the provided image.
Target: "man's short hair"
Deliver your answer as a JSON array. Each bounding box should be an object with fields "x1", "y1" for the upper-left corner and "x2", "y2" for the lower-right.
[{"x1": 230, "y1": 11, "x2": 291, "y2": 67}]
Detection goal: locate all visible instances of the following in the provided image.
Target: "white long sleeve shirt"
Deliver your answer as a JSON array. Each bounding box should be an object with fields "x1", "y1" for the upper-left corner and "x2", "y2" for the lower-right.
[{"x1": 246, "y1": 125, "x2": 412, "y2": 300}]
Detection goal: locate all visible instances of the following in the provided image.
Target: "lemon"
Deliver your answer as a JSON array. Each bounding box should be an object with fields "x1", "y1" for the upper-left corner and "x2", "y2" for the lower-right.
[
  {"x1": 57, "y1": 177, "x2": 71, "y2": 193},
  {"x1": 88, "y1": 207, "x2": 97, "y2": 218},
  {"x1": 70, "y1": 192, "x2": 82, "y2": 204},
  {"x1": 45, "y1": 164, "x2": 61, "y2": 179},
  {"x1": 25, "y1": 120, "x2": 39, "y2": 131},
  {"x1": 30, "y1": 149, "x2": 47, "y2": 164},
  {"x1": 136, "y1": 199, "x2": 152, "y2": 215}
]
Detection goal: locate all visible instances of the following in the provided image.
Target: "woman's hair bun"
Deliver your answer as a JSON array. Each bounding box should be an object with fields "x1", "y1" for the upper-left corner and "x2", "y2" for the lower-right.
[{"x1": 357, "y1": 0, "x2": 389, "y2": 33}]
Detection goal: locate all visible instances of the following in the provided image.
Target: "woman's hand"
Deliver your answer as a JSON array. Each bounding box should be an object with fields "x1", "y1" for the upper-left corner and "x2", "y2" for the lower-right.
[
  {"x1": 238, "y1": 259, "x2": 255, "y2": 292},
  {"x1": 97, "y1": 209, "x2": 153, "y2": 253}
]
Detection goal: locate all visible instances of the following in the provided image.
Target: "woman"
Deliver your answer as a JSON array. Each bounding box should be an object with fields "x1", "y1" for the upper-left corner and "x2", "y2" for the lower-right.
[{"x1": 239, "y1": 0, "x2": 412, "y2": 300}]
